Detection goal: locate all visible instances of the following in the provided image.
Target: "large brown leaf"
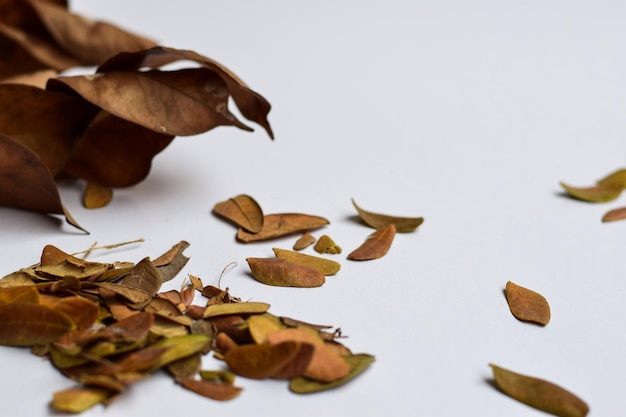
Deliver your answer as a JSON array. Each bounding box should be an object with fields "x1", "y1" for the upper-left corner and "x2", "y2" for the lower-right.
[
  {"x1": 347, "y1": 224, "x2": 396, "y2": 261},
  {"x1": 0, "y1": 133, "x2": 85, "y2": 231},
  {"x1": 0, "y1": 301, "x2": 75, "y2": 346}
]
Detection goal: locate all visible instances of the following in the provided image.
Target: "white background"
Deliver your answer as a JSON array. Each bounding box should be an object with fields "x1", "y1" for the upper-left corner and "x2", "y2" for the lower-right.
[{"x1": 2, "y1": 1, "x2": 626, "y2": 416}]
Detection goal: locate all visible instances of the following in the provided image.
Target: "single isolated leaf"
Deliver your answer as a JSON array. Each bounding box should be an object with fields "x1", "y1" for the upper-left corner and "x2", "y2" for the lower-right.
[
  {"x1": 247, "y1": 257, "x2": 326, "y2": 287},
  {"x1": 490, "y1": 364, "x2": 589, "y2": 417},
  {"x1": 83, "y1": 182, "x2": 113, "y2": 209},
  {"x1": 272, "y1": 248, "x2": 341, "y2": 275},
  {"x1": 213, "y1": 194, "x2": 264, "y2": 233},
  {"x1": 293, "y1": 232, "x2": 316, "y2": 250},
  {"x1": 237, "y1": 213, "x2": 330, "y2": 242},
  {"x1": 352, "y1": 199, "x2": 424, "y2": 232},
  {"x1": 179, "y1": 378, "x2": 242, "y2": 401},
  {"x1": 504, "y1": 281, "x2": 551, "y2": 325},
  {"x1": 602, "y1": 207, "x2": 626, "y2": 223},
  {"x1": 347, "y1": 224, "x2": 396, "y2": 261},
  {"x1": 559, "y1": 182, "x2": 622, "y2": 203},
  {"x1": 51, "y1": 387, "x2": 110, "y2": 414},
  {"x1": 290, "y1": 353, "x2": 375, "y2": 394},
  {"x1": 313, "y1": 235, "x2": 342, "y2": 255},
  {"x1": 0, "y1": 302, "x2": 75, "y2": 346}
]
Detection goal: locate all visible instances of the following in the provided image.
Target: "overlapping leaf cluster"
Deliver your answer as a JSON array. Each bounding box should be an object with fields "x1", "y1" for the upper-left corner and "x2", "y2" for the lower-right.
[
  {"x1": 0, "y1": 0, "x2": 273, "y2": 232},
  {"x1": 0, "y1": 242, "x2": 373, "y2": 413},
  {"x1": 213, "y1": 194, "x2": 424, "y2": 287}
]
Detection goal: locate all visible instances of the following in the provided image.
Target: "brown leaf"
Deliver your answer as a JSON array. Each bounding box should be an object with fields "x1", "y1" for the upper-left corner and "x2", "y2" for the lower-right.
[
  {"x1": 83, "y1": 182, "x2": 113, "y2": 209},
  {"x1": 352, "y1": 199, "x2": 424, "y2": 232},
  {"x1": 313, "y1": 235, "x2": 342, "y2": 254},
  {"x1": 347, "y1": 224, "x2": 396, "y2": 261},
  {"x1": 0, "y1": 133, "x2": 86, "y2": 232},
  {"x1": 49, "y1": 296, "x2": 99, "y2": 331},
  {"x1": 237, "y1": 213, "x2": 330, "y2": 242},
  {"x1": 504, "y1": 281, "x2": 551, "y2": 325},
  {"x1": 247, "y1": 257, "x2": 326, "y2": 287},
  {"x1": 559, "y1": 182, "x2": 623, "y2": 203},
  {"x1": 120, "y1": 257, "x2": 162, "y2": 298},
  {"x1": 213, "y1": 194, "x2": 264, "y2": 233},
  {"x1": 0, "y1": 285, "x2": 39, "y2": 305},
  {"x1": 293, "y1": 232, "x2": 316, "y2": 250},
  {"x1": 602, "y1": 207, "x2": 626, "y2": 222},
  {"x1": 152, "y1": 241, "x2": 190, "y2": 283},
  {"x1": 179, "y1": 378, "x2": 242, "y2": 401},
  {"x1": 202, "y1": 301, "x2": 270, "y2": 319},
  {"x1": 490, "y1": 364, "x2": 589, "y2": 417},
  {"x1": 272, "y1": 248, "x2": 341, "y2": 275},
  {"x1": 289, "y1": 353, "x2": 375, "y2": 394},
  {"x1": 224, "y1": 341, "x2": 303, "y2": 379},
  {"x1": 0, "y1": 68, "x2": 57, "y2": 87},
  {"x1": 0, "y1": 302, "x2": 75, "y2": 346}
]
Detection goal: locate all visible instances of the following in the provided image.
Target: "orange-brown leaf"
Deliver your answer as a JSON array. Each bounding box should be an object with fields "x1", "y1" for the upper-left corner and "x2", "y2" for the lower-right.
[
  {"x1": 213, "y1": 194, "x2": 264, "y2": 233},
  {"x1": 83, "y1": 182, "x2": 113, "y2": 209},
  {"x1": 224, "y1": 341, "x2": 302, "y2": 379},
  {"x1": 179, "y1": 378, "x2": 242, "y2": 401},
  {"x1": 237, "y1": 213, "x2": 330, "y2": 242},
  {"x1": 0, "y1": 285, "x2": 39, "y2": 305},
  {"x1": 347, "y1": 224, "x2": 396, "y2": 261},
  {"x1": 247, "y1": 257, "x2": 325, "y2": 287},
  {"x1": 0, "y1": 302, "x2": 75, "y2": 346},
  {"x1": 602, "y1": 207, "x2": 626, "y2": 223},
  {"x1": 352, "y1": 199, "x2": 424, "y2": 232},
  {"x1": 504, "y1": 281, "x2": 551, "y2": 325}
]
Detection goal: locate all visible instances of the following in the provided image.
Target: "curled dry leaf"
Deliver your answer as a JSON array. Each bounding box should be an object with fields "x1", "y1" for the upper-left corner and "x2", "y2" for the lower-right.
[
  {"x1": 602, "y1": 207, "x2": 626, "y2": 223},
  {"x1": 82, "y1": 182, "x2": 113, "y2": 209},
  {"x1": 213, "y1": 194, "x2": 264, "y2": 233},
  {"x1": 247, "y1": 257, "x2": 326, "y2": 288},
  {"x1": 559, "y1": 182, "x2": 622, "y2": 203},
  {"x1": 272, "y1": 248, "x2": 341, "y2": 275},
  {"x1": 347, "y1": 224, "x2": 396, "y2": 261},
  {"x1": 352, "y1": 199, "x2": 424, "y2": 232},
  {"x1": 237, "y1": 213, "x2": 330, "y2": 242},
  {"x1": 504, "y1": 281, "x2": 551, "y2": 325},
  {"x1": 313, "y1": 235, "x2": 342, "y2": 255},
  {"x1": 490, "y1": 364, "x2": 589, "y2": 417}
]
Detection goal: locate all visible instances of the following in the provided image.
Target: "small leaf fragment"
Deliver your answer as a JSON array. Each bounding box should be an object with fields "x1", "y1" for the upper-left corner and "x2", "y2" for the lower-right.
[
  {"x1": 293, "y1": 232, "x2": 316, "y2": 250},
  {"x1": 247, "y1": 258, "x2": 326, "y2": 287},
  {"x1": 490, "y1": 364, "x2": 589, "y2": 417},
  {"x1": 272, "y1": 248, "x2": 341, "y2": 275},
  {"x1": 347, "y1": 224, "x2": 396, "y2": 261},
  {"x1": 289, "y1": 353, "x2": 375, "y2": 394},
  {"x1": 213, "y1": 194, "x2": 264, "y2": 233},
  {"x1": 152, "y1": 241, "x2": 190, "y2": 282},
  {"x1": 602, "y1": 207, "x2": 626, "y2": 223},
  {"x1": 237, "y1": 213, "x2": 329, "y2": 242},
  {"x1": 83, "y1": 182, "x2": 113, "y2": 209},
  {"x1": 352, "y1": 199, "x2": 424, "y2": 232},
  {"x1": 559, "y1": 182, "x2": 622, "y2": 203},
  {"x1": 313, "y1": 235, "x2": 342, "y2": 255},
  {"x1": 504, "y1": 281, "x2": 551, "y2": 325}
]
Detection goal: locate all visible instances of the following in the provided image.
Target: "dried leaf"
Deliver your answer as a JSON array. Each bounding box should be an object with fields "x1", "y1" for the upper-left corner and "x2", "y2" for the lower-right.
[
  {"x1": 202, "y1": 301, "x2": 270, "y2": 319},
  {"x1": 313, "y1": 235, "x2": 342, "y2": 255},
  {"x1": 0, "y1": 68, "x2": 57, "y2": 88},
  {"x1": 83, "y1": 182, "x2": 113, "y2": 209},
  {"x1": 179, "y1": 378, "x2": 242, "y2": 401},
  {"x1": 247, "y1": 258, "x2": 326, "y2": 287},
  {"x1": 289, "y1": 353, "x2": 375, "y2": 394},
  {"x1": 602, "y1": 207, "x2": 626, "y2": 222},
  {"x1": 0, "y1": 285, "x2": 39, "y2": 305},
  {"x1": 505, "y1": 281, "x2": 551, "y2": 325},
  {"x1": 199, "y1": 370, "x2": 236, "y2": 384},
  {"x1": 167, "y1": 352, "x2": 202, "y2": 380},
  {"x1": 213, "y1": 194, "x2": 264, "y2": 233},
  {"x1": 237, "y1": 213, "x2": 330, "y2": 242},
  {"x1": 352, "y1": 199, "x2": 424, "y2": 232},
  {"x1": 347, "y1": 224, "x2": 396, "y2": 261},
  {"x1": 153, "y1": 241, "x2": 190, "y2": 282},
  {"x1": 148, "y1": 334, "x2": 211, "y2": 372},
  {"x1": 293, "y1": 232, "x2": 316, "y2": 250},
  {"x1": 0, "y1": 302, "x2": 75, "y2": 346},
  {"x1": 51, "y1": 387, "x2": 110, "y2": 414},
  {"x1": 224, "y1": 341, "x2": 304, "y2": 379},
  {"x1": 120, "y1": 258, "x2": 162, "y2": 298},
  {"x1": 272, "y1": 248, "x2": 341, "y2": 275},
  {"x1": 559, "y1": 182, "x2": 622, "y2": 203},
  {"x1": 597, "y1": 168, "x2": 626, "y2": 188},
  {"x1": 247, "y1": 313, "x2": 286, "y2": 344},
  {"x1": 50, "y1": 296, "x2": 99, "y2": 331},
  {"x1": 0, "y1": 133, "x2": 86, "y2": 232},
  {"x1": 490, "y1": 364, "x2": 589, "y2": 417}
]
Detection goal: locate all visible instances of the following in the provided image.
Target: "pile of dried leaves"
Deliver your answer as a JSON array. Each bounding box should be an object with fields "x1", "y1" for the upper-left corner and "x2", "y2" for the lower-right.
[
  {"x1": 0, "y1": 0, "x2": 273, "y2": 232},
  {"x1": 0, "y1": 241, "x2": 374, "y2": 413},
  {"x1": 212, "y1": 194, "x2": 424, "y2": 287},
  {"x1": 561, "y1": 168, "x2": 626, "y2": 222}
]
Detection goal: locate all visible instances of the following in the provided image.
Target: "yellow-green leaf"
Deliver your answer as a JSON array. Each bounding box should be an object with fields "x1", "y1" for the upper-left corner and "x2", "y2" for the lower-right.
[
  {"x1": 490, "y1": 364, "x2": 589, "y2": 417},
  {"x1": 51, "y1": 388, "x2": 110, "y2": 413},
  {"x1": 559, "y1": 182, "x2": 622, "y2": 203},
  {"x1": 202, "y1": 301, "x2": 270, "y2": 319},
  {"x1": 289, "y1": 353, "x2": 375, "y2": 394}
]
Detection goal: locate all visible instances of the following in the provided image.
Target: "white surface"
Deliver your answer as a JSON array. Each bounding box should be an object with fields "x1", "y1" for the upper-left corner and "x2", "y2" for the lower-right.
[{"x1": 2, "y1": 1, "x2": 626, "y2": 416}]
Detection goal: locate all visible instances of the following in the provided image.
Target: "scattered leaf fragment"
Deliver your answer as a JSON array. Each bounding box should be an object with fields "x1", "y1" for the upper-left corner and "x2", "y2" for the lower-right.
[
  {"x1": 559, "y1": 182, "x2": 622, "y2": 203},
  {"x1": 213, "y1": 194, "x2": 264, "y2": 233},
  {"x1": 289, "y1": 353, "x2": 375, "y2": 394},
  {"x1": 272, "y1": 248, "x2": 341, "y2": 275},
  {"x1": 82, "y1": 182, "x2": 113, "y2": 209},
  {"x1": 313, "y1": 235, "x2": 342, "y2": 255},
  {"x1": 347, "y1": 224, "x2": 396, "y2": 261},
  {"x1": 504, "y1": 281, "x2": 551, "y2": 325},
  {"x1": 247, "y1": 258, "x2": 326, "y2": 287},
  {"x1": 352, "y1": 199, "x2": 424, "y2": 232},
  {"x1": 293, "y1": 232, "x2": 316, "y2": 250},
  {"x1": 237, "y1": 213, "x2": 329, "y2": 242},
  {"x1": 490, "y1": 364, "x2": 589, "y2": 417},
  {"x1": 602, "y1": 207, "x2": 626, "y2": 223}
]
